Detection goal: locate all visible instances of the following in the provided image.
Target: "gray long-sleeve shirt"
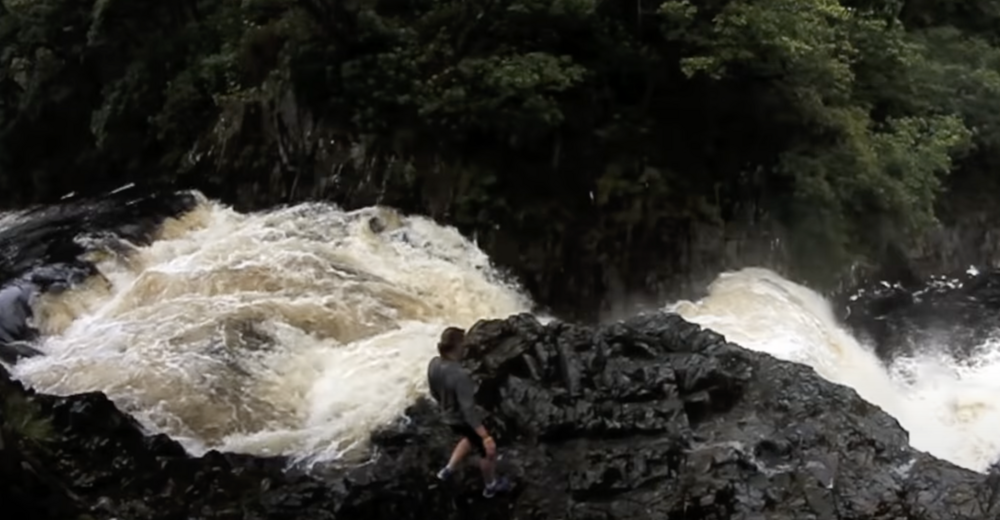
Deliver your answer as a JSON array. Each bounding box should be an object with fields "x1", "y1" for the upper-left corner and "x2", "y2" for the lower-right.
[{"x1": 427, "y1": 356, "x2": 482, "y2": 429}]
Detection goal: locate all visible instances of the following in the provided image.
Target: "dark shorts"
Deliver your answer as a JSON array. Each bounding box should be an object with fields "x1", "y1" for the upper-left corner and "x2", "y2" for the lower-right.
[{"x1": 449, "y1": 424, "x2": 486, "y2": 456}]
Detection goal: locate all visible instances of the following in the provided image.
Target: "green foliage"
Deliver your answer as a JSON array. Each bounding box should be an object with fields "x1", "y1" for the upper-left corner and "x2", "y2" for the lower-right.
[
  {"x1": 2, "y1": 393, "x2": 54, "y2": 444},
  {"x1": 2, "y1": 0, "x2": 1000, "y2": 296}
]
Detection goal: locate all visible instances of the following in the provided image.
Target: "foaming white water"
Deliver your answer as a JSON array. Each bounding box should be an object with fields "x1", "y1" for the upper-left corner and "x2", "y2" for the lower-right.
[
  {"x1": 670, "y1": 267, "x2": 1000, "y2": 473},
  {"x1": 887, "y1": 339, "x2": 1000, "y2": 471},
  {"x1": 12, "y1": 193, "x2": 532, "y2": 464}
]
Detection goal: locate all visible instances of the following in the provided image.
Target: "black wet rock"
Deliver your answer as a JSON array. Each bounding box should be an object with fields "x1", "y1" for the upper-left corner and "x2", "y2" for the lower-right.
[
  {"x1": 0, "y1": 341, "x2": 43, "y2": 364},
  {"x1": 840, "y1": 267, "x2": 1000, "y2": 362},
  {"x1": 452, "y1": 313, "x2": 986, "y2": 519},
  {"x1": 0, "y1": 370, "x2": 88, "y2": 519},
  {"x1": 0, "y1": 187, "x2": 199, "y2": 285},
  {"x1": 0, "y1": 312, "x2": 994, "y2": 519}
]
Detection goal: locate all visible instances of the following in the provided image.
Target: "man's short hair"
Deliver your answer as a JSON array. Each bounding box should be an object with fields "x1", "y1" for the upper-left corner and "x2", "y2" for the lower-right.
[{"x1": 438, "y1": 326, "x2": 466, "y2": 357}]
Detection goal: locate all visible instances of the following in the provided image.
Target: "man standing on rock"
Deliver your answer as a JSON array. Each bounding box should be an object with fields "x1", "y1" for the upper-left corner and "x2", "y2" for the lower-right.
[{"x1": 427, "y1": 326, "x2": 512, "y2": 498}]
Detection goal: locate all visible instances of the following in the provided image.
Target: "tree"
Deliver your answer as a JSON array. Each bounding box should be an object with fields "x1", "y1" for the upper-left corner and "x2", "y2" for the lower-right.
[{"x1": 2, "y1": 0, "x2": 999, "y2": 316}]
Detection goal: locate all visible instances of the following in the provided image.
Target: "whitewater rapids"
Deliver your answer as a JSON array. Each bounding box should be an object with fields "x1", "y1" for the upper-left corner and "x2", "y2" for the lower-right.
[
  {"x1": 671, "y1": 268, "x2": 1000, "y2": 473},
  {"x1": 6, "y1": 193, "x2": 1000, "y2": 473},
  {"x1": 10, "y1": 194, "x2": 532, "y2": 464}
]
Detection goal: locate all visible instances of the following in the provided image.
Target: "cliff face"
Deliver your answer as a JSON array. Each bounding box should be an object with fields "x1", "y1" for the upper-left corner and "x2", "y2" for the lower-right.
[
  {"x1": 181, "y1": 94, "x2": 796, "y2": 322},
  {"x1": 79, "y1": 94, "x2": 998, "y2": 321},
  {"x1": 1, "y1": 311, "x2": 991, "y2": 520}
]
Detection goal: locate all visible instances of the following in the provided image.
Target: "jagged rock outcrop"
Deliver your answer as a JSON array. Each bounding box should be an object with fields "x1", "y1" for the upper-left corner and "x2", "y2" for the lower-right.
[
  {"x1": 0, "y1": 370, "x2": 88, "y2": 519},
  {"x1": 0, "y1": 188, "x2": 199, "y2": 283},
  {"x1": 840, "y1": 267, "x2": 1000, "y2": 362},
  {"x1": 1, "y1": 311, "x2": 993, "y2": 519}
]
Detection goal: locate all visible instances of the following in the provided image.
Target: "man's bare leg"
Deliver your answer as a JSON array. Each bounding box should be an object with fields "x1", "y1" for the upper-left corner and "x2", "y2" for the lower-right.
[
  {"x1": 447, "y1": 438, "x2": 472, "y2": 469},
  {"x1": 437, "y1": 438, "x2": 471, "y2": 480},
  {"x1": 480, "y1": 451, "x2": 511, "y2": 497},
  {"x1": 479, "y1": 452, "x2": 496, "y2": 485}
]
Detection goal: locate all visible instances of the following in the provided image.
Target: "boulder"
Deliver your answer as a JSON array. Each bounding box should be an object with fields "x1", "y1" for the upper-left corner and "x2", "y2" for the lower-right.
[
  {"x1": 840, "y1": 268, "x2": 1000, "y2": 362},
  {"x1": 1, "y1": 311, "x2": 993, "y2": 519},
  {"x1": 0, "y1": 188, "x2": 199, "y2": 290},
  {"x1": 0, "y1": 366, "x2": 88, "y2": 520}
]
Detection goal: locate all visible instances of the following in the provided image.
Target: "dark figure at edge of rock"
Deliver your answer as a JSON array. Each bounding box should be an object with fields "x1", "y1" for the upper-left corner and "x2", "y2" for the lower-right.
[
  {"x1": 0, "y1": 282, "x2": 43, "y2": 364},
  {"x1": 0, "y1": 266, "x2": 90, "y2": 365},
  {"x1": 427, "y1": 326, "x2": 512, "y2": 498}
]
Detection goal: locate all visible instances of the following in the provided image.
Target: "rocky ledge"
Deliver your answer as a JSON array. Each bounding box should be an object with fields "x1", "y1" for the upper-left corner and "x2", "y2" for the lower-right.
[
  {"x1": 1, "y1": 311, "x2": 994, "y2": 520},
  {"x1": 840, "y1": 267, "x2": 1000, "y2": 362}
]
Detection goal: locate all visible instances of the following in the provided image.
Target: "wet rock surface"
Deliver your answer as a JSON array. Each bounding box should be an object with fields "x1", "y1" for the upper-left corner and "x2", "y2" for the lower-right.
[
  {"x1": 0, "y1": 188, "x2": 199, "y2": 283},
  {"x1": 1, "y1": 312, "x2": 994, "y2": 519},
  {"x1": 839, "y1": 267, "x2": 1000, "y2": 362}
]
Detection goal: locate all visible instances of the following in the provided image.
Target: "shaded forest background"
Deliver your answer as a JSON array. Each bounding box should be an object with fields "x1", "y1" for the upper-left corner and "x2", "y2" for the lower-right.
[{"x1": 2, "y1": 0, "x2": 1000, "y2": 319}]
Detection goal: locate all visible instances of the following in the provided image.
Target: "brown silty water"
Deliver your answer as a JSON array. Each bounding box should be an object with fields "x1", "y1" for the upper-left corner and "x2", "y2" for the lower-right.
[{"x1": 12, "y1": 192, "x2": 532, "y2": 464}]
